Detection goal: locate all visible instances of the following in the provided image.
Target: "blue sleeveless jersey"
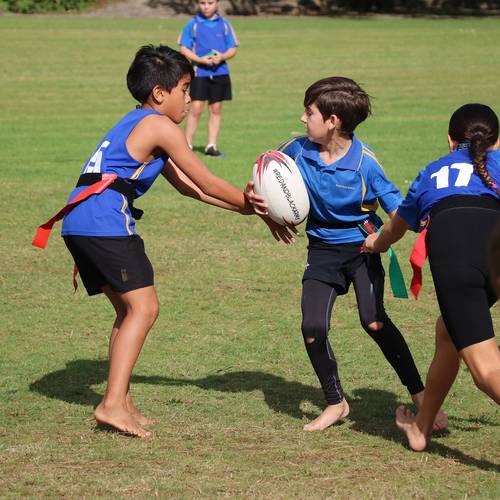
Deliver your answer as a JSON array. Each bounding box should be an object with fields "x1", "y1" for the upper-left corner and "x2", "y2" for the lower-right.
[
  {"x1": 62, "y1": 109, "x2": 167, "y2": 237},
  {"x1": 397, "y1": 148, "x2": 500, "y2": 232}
]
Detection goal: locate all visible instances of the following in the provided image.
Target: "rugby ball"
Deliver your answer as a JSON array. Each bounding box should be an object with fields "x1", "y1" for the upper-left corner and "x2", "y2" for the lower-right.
[{"x1": 252, "y1": 151, "x2": 310, "y2": 226}]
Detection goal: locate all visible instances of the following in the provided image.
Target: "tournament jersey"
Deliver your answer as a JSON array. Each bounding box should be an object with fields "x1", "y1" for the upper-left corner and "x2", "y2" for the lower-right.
[
  {"x1": 61, "y1": 108, "x2": 168, "y2": 237},
  {"x1": 278, "y1": 135, "x2": 402, "y2": 244},
  {"x1": 397, "y1": 148, "x2": 500, "y2": 232},
  {"x1": 178, "y1": 13, "x2": 238, "y2": 78}
]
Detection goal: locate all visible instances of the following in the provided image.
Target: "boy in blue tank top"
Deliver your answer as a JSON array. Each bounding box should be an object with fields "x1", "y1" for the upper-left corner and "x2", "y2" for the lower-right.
[
  {"x1": 178, "y1": 0, "x2": 238, "y2": 157},
  {"x1": 35, "y1": 45, "x2": 293, "y2": 438}
]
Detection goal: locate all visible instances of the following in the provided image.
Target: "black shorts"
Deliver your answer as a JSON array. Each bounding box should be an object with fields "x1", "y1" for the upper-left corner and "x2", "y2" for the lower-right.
[
  {"x1": 427, "y1": 195, "x2": 500, "y2": 351},
  {"x1": 64, "y1": 235, "x2": 154, "y2": 296},
  {"x1": 190, "y1": 75, "x2": 232, "y2": 104},
  {"x1": 303, "y1": 239, "x2": 384, "y2": 296}
]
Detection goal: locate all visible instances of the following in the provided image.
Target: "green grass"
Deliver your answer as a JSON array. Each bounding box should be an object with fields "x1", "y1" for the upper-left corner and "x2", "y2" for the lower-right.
[{"x1": 0, "y1": 15, "x2": 499, "y2": 498}]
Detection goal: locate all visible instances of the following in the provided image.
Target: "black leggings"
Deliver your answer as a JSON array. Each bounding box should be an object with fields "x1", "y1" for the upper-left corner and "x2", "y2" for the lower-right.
[{"x1": 301, "y1": 274, "x2": 424, "y2": 405}]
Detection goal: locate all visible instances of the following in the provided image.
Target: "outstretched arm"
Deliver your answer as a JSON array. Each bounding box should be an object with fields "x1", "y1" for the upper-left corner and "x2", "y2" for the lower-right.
[
  {"x1": 363, "y1": 213, "x2": 409, "y2": 253},
  {"x1": 162, "y1": 159, "x2": 253, "y2": 214},
  {"x1": 130, "y1": 114, "x2": 249, "y2": 209}
]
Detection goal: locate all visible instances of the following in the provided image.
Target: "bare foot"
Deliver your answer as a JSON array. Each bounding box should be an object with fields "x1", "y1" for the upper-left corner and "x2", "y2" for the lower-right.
[
  {"x1": 395, "y1": 405, "x2": 427, "y2": 451},
  {"x1": 95, "y1": 403, "x2": 152, "y2": 438},
  {"x1": 432, "y1": 409, "x2": 448, "y2": 432},
  {"x1": 303, "y1": 399, "x2": 350, "y2": 431},
  {"x1": 126, "y1": 393, "x2": 156, "y2": 427},
  {"x1": 411, "y1": 391, "x2": 448, "y2": 432}
]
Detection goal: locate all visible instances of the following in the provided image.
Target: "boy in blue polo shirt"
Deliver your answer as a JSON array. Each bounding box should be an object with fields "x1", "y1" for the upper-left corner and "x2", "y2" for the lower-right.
[
  {"x1": 262, "y1": 77, "x2": 447, "y2": 431},
  {"x1": 178, "y1": 0, "x2": 238, "y2": 157}
]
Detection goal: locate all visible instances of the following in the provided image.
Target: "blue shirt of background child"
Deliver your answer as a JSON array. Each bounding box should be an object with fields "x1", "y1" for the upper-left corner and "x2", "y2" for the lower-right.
[{"x1": 178, "y1": 13, "x2": 238, "y2": 78}]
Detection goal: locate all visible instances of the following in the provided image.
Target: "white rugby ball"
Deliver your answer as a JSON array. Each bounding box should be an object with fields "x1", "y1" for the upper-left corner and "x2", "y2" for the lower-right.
[{"x1": 252, "y1": 151, "x2": 310, "y2": 226}]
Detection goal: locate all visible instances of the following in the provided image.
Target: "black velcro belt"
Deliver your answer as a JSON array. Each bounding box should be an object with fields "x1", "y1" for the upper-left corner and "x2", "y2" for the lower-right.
[
  {"x1": 430, "y1": 194, "x2": 500, "y2": 219},
  {"x1": 76, "y1": 173, "x2": 144, "y2": 220}
]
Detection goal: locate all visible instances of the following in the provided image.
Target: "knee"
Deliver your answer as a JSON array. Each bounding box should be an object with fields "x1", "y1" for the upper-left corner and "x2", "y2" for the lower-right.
[
  {"x1": 362, "y1": 320, "x2": 384, "y2": 334},
  {"x1": 129, "y1": 299, "x2": 160, "y2": 327},
  {"x1": 209, "y1": 106, "x2": 222, "y2": 117},
  {"x1": 302, "y1": 319, "x2": 328, "y2": 345},
  {"x1": 471, "y1": 370, "x2": 492, "y2": 395},
  {"x1": 190, "y1": 104, "x2": 203, "y2": 119}
]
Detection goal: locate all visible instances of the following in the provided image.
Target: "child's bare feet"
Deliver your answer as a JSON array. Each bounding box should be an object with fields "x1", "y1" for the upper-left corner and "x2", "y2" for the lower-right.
[
  {"x1": 411, "y1": 391, "x2": 448, "y2": 432},
  {"x1": 303, "y1": 399, "x2": 350, "y2": 431},
  {"x1": 395, "y1": 405, "x2": 427, "y2": 451},
  {"x1": 432, "y1": 409, "x2": 448, "y2": 432},
  {"x1": 95, "y1": 403, "x2": 152, "y2": 438},
  {"x1": 125, "y1": 393, "x2": 156, "y2": 427}
]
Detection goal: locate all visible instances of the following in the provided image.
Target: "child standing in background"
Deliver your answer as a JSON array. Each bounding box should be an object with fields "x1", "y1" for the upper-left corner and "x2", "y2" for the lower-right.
[{"x1": 178, "y1": 0, "x2": 238, "y2": 157}]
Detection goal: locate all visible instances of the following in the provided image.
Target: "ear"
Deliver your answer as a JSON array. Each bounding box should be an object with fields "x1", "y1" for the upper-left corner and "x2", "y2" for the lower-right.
[
  {"x1": 447, "y1": 134, "x2": 458, "y2": 152},
  {"x1": 328, "y1": 114, "x2": 342, "y2": 131},
  {"x1": 151, "y1": 85, "x2": 167, "y2": 104}
]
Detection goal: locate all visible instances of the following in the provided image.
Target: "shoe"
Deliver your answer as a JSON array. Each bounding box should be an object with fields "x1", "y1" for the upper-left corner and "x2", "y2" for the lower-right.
[{"x1": 204, "y1": 145, "x2": 224, "y2": 157}]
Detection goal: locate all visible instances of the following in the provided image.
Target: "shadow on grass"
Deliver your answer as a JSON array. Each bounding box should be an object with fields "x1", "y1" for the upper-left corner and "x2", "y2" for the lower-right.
[
  {"x1": 30, "y1": 359, "x2": 499, "y2": 472},
  {"x1": 29, "y1": 359, "x2": 324, "y2": 419}
]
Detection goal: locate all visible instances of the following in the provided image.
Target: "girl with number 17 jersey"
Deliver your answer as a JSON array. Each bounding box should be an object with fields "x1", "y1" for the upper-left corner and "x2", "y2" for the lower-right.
[{"x1": 364, "y1": 103, "x2": 500, "y2": 452}]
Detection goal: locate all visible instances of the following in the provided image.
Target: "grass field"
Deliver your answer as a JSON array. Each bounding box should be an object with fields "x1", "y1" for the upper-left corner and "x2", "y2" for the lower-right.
[{"x1": 0, "y1": 14, "x2": 499, "y2": 498}]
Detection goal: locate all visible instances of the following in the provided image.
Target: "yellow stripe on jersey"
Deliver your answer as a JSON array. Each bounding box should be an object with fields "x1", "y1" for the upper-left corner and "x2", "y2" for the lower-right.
[
  {"x1": 360, "y1": 172, "x2": 380, "y2": 212},
  {"x1": 120, "y1": 195, "x2": 133, "y2": 235},
  {"x1": 362, "y1": 147, "x2": 386, "y2": 173},
  {"x1": 130, "y1": 161, "x2": 148, "y2": 180},
  {"x1": 277, "y1": 138, "x2": 298, "y2": 153}
]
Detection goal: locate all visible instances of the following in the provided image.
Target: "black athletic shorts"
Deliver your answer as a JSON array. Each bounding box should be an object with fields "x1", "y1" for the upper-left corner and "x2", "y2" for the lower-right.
[
  {"x1": 427, "y1": 195, "x2": 500, "y2": 351},
  {"x1": 64, "y1": 235, "x2": 154, "y2": 296},
  {"x1": 190, "y1": 75, "x2": 232, "y2": 104},
  {"x1": 303, "y1": 238, "x2": 384, "y2": 297}
]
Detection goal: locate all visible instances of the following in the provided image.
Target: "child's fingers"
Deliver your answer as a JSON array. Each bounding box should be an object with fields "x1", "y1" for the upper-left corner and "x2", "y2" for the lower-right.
[{"x1": 244, "y1": 182, "x2": 269, "y2": 215}]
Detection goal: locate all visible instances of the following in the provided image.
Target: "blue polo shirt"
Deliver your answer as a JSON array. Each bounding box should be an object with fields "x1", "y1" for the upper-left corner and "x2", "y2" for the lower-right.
[
  {"x1": 178, "y1": 13, "x2": 238, "y2": 78},
  {"x1": 278, "y1": 136, "x2": 402, "y2": 244},
  {"x1": 397, "y1": 147, "x2": 500, "y2": 232}
]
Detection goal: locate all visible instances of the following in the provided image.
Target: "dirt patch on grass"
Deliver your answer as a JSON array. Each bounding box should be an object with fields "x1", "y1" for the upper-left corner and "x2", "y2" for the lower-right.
[{"x1": 83, "y1": 0, "x2": 181, "y2": 18}]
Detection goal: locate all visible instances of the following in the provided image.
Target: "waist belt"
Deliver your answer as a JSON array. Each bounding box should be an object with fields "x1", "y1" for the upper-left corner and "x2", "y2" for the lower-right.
[
  {"x1": 76, "y1": 173, "x2": 144, "y2": 221},
  {"x1": 32, "y1": 173, "x2": 143, "y2": 250},
  {"x1": 409, "y1": 195, "x2": 500, "y2": 299}
]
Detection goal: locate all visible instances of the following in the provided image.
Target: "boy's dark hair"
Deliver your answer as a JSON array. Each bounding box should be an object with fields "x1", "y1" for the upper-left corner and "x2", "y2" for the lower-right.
[
  {"x1": 127, "y1": 44, "x2": 194, "y2": 103},
  {"x1": 303, "y1": 77, "x2": 371, "y2": 135},
  {"x1": 449, "y1": 103, "x2": 500, "y2": 195}
]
